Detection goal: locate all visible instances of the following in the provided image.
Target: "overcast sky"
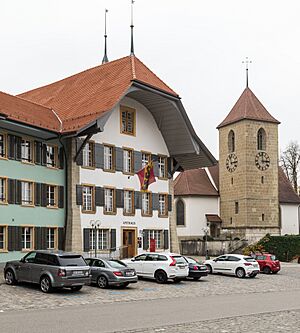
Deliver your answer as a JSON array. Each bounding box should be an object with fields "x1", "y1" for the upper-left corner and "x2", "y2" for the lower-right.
[{"x1": 0, "y1": 0, "x2": 299, "y2": 158}]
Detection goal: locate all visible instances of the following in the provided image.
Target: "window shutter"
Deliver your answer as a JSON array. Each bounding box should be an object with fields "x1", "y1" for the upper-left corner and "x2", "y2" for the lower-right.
[
  {"x1": 8, "y1": 226, "x2": 22, "y2": 251},
  {"x1": 76, "y1": 138, "x2": 83, "y2": 166},
  {"x1": 15, "y1": 180, "x2": 22, "y2": 205},
  {"x1": 152, "y1": 193, "x2": 159, "y2": 211},
  {"x1": 110, "y1": 229, "x2": 116, "y2": 251},
  {"x1": 58, "y1": 147, "x2": 64, "y2": 169},
  {"x1": 168, "y1": 194, "x2": 172, "y2": 211},
  {"x1": 95, "y1": 186, "x2": 104, "y2": 206},
  {"x1": 163, "y1": 230, "x2": 169, "y2": 250},
  {"x1": 94, "y1": 143, "x2": 104, "y2": 169},
  {"x1": 41, "y1": 183, "x2": 48, "y2": 207},
  {"x1": 16, "y1": 227, "x2": 22, "y2": 251},
  {"x1": 134, "y1": 191, "x2": 141, "y2": 209},
  {"x1": 83, "y1": 228, "x2": 90, "y2": 252},
  {"x1": 152, "y1": 154, "x2": 159, "y2": 177},
  {"x1": 167, "y1": 157, "x2": 173, "y2": 178},
  {"x1": 58, "y1": 228, "x2": 64, "y2": 250},
  {"x1": 58, "y1": 186, "x2": 64, "y2": 208},
  {"x1": 7, "y1": 135, "x2": 15, "y2": 160},
  {"x1": 35, "y1": 183, "x2": 41, "y2": 206},
  {"x1": 34, "y1": 141, "x2": 42, "y2": 165},
  {"x1": 41, "y1": 144, "x2": 47, "y2": 166},
  {"x1": 116, "y1": 189, "x2": 123, "y2": 208},
  {"x1": 35, "y1": 227, "x2": 42, "y2": 250},
  {"x1": 15, "y1": 136, "x2": 22, "y2": 161},
  {"x1": 76, "y1": 185, "x2": 83, "y2": 206},
  {"x1": 115, "y1": 147, "x2": 123, "y2": 172},
  {"x1": 143, "y1": 230, "x2": 149, "y2": 250},
  {"x1": 134, "y1": 151, "x2": 142, "y2": 173},
  {"x1": 8, "y1": 179, "x2": 16, "y2": 204}
]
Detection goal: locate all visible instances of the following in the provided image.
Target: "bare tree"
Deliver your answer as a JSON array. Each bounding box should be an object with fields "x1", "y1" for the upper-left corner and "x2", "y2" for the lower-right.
[{"x1": 280, "y1": 141, "x2": 300, "y2": 193}]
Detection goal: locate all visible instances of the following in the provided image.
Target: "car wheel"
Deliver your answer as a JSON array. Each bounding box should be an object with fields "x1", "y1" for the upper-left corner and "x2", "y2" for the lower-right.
[
  {"x1": 263, "y1": 266, "x2": 271, "y2": 274},
  {"x1": 5, "y1": 269, "x2": 17, "y2": 285},
  {"x1": 236, "y1": 268, "x2": 246, "y2": 278},
  {"x1": 154, "y1": 270, "x2": 168, "y2": 284},
  {"x1": 97, "y1": 275, "x2": 108, "y2": 289},
  {"x1": 206, "y1": 265, "x2": 213, "y2": 274},
  {"x1": 71, "y1": 286, "x2": 82, "y2": 292},
  {"x1": 193, "y1": 277, "x2": 201, "y2": 281},
  {"x1": 40, "y1": 276, "x2": 53, "y2": 293}
]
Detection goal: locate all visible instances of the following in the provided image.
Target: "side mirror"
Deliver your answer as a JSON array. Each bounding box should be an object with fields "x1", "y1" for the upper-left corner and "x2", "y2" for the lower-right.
[
  {"x1": 213, "y1": 259, "x2": 218, "y2": 262},
  {"x1": 131, "y1": 258, "x2": 135, "y2": 262},
  {"x1": 20, "y1": 257, "x2": 25, "y2": 263}
]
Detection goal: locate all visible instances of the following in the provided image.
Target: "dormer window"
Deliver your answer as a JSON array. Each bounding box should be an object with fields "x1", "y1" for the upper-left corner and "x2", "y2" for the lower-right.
[
  {"x1": 228, "y1": 130, "x2": 235, "y2": 153},
  {"x1": 257, "y1": 128, "x2": 266, "y2": 151},
  {"x1": 121, "y1": 106, "x2": 135, "y2": 136}
]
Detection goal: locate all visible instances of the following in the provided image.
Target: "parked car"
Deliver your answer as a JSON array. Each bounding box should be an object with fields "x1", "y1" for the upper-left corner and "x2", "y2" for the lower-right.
[
  {"x1": 183, "y1": 256, "x2": 208, "y2": 280},
  {"x1": 123, "y1": 252, "x2": 189, "y2": 283},
  {"x1": 4, "y1": 251, "x2": 91, "y2": 293},
  {"x1": 254, "y1": 253, "x2": 281, "y2": 274},
  {"x1": 204, "y1": 254, "x2": 260, "y2": 278},
  {"x1": 85, "y1": 258, "x2": 138, "y2": 288}
]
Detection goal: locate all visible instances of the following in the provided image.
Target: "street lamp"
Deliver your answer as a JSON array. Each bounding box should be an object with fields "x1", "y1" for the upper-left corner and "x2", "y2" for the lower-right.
[
  {"x1": 202, "y1": 226, "x2": 209, "y2": 260},
  {"x1": 90, "y1": 220, "x2": 101, "y2": 258}
]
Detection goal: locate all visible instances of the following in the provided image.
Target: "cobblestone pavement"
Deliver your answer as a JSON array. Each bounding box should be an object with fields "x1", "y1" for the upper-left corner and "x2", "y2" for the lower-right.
[
  {"x1": 118, "y1": 310, "x2": 300, "y2": 333},
  {"x1": 0, "y1": 264, "x2": 299, "y2": 312}
]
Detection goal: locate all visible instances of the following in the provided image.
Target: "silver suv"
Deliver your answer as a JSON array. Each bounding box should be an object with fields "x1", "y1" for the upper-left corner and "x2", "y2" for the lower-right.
[{"x1": 4, "y1": 251, "x2": 91, "y2": 293}]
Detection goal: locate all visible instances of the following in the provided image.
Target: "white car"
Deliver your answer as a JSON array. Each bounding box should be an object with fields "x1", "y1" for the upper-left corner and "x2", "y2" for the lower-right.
[
  {"x1": 204, "y1": 254, "x2": 260, "y2": 278},
  {"x1": 123, "y1": 252, "x2": 189, "y2": 283}
]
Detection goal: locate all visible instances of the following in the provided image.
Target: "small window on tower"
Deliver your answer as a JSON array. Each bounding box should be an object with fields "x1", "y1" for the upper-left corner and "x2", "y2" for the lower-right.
[
  {"x1": 120, "y1": 106, "x2": 136, "y2": 136},
  {"x1": 235, "y1": 202, "x2": 239, "y2": 214},
  {"x1": 228, "y1": 130, "x2": 235, "y2": 153},
  {"x1": 230, "y1": 217, "x2": 233, "y2": 224},
  {"x1": 261, "y1": 176, "x2": 264, "y2": 184},
  {"x1": 257, "y1": 128, "x2": 266, "y2": 151},
  {"x1": 262, "y1": 213, "x2": 265, "y2": 222},
  {"x1": 231, "y1": 177, "x2": 234, "y2": 185}
]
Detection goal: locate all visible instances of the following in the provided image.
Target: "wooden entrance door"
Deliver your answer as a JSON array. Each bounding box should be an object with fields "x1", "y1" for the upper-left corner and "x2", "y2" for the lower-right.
[{"x1": 123, "y1": 229, "x2": 136, "y2": 258}]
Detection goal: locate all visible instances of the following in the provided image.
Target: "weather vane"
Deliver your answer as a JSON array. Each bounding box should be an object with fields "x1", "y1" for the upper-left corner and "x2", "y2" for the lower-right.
[
  {"x1": 130, "y1": 0, "x2": 135, "y2": 55},
  {"x1": 242, "y1": 57, "x2": 252, "y2": 88},
  {"x1": 102, "y1": 8, "x2": 109, "y2": 64}
]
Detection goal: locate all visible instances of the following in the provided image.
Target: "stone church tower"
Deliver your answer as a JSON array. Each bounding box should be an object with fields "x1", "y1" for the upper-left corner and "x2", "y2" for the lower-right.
[{"x1": 218, "y1": 87, "x2": 280, "y2": 243}]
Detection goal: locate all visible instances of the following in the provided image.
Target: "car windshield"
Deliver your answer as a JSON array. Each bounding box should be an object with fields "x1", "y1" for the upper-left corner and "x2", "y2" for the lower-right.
[
  {"x1": 185, "y1": 257, "x2": 198, "y2": 264},
  {"x1": 270, "y1": 255, "x2": 277, "y2": 261},
  {"x1": 244, "y1": 257, "x2": 256, "y2": 262},
  {"x1": 58, "y1": 255, "x2": 87, "y2": 266},
  {"x1": 173, "y1": 256, "x2": 186, "y2": 264},
  {"x1": 107, "y1": 260, "x2": 127, "y2": 268}
]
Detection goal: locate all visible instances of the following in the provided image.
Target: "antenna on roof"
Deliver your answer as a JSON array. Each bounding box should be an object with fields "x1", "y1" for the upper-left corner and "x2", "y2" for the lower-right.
[
  {"x1": 242, "y1": 57, "x2": 252, "y2": 88},
  {"x1": 130, "y1": 0, "x2": 135, "y2": 55},
  {"x1": 102, "y1": 9, "x2": 109, "y2": 64}
]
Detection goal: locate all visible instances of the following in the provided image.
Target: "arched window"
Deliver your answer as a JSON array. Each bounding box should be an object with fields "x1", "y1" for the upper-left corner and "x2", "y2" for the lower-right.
[
  {"x1": 228, "y1": 130, "x2": 235, "y2": 153},
  {"x1": 176, "y1": 199, "x2": 185, "y2": 226},
  {"x1": 257, "y1": 128, "x2": 266, "y2": 150}
]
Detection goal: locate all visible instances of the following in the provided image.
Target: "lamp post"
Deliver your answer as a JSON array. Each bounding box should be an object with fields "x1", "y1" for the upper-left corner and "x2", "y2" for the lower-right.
[
  {"x1": 202, "y1": 226, "x2": 209, "y2": 260},
  {"x1": 90, "y1": 220, "x2": 101, "y2": 258}
]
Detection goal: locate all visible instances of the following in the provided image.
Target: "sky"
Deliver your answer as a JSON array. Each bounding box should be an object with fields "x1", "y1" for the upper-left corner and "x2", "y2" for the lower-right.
[{"x1": 0, "y1": 0, "x2": 300, "y2": 158}]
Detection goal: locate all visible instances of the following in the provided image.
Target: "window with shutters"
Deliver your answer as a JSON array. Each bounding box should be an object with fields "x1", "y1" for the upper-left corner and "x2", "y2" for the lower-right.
[
  {"x1": 104, "y1": 187, "x2": 116, "y2": 214},
  {"x1": 141, "y1": 151, "x2": 151, "y2": 168},
  {"x1": 82, "y1": 141, "x2": 95, "y2": 168},
  {"x1": 103, "y1": 145, "x2": 115, "y2": 172},
  {"x1": 176, "y1": 199, "x2": 185, "y2": 226},
  {"x1": 0, "y1": 226, "x2": 7, "y2": 251},
  {"x1": 148, "y1": 230, "x2": 163, "y2": 249},
  {"x1": 21, "y1": 181, "x2": 34, "y2": 206},
  {"x1": 120, "y1": 106, "x2": 135, "y2": 136},
  {"x1": 124, "y1": 189, "x2": 134, "y2": 215},
  {"x1": 47, "y1": 185, "x2": 58, "y2": 208},
  {"x1": 123, "y1": 148, "x2": 134, "y2": 174},
  {"x1": 82, "y1": 185, "x2": 95, "y2": 213},
  {"x1": 46, "y1": 145, "x2": 58, "y2": 168},
  {"x1": 158, "y1": 193, "x2": 168, "y2": 217},
  {"x1": 89, "y1": 229, "x2": 109, "y2": 250},
  {"x1": 47, "y1": 227, "x2": 57, "y2": 249},
  {"x1": 158, "y1": 156, "x2": 167, "y2": 179},
  {"x1": 21, "y1": 139, "x2": 33, "y2": 163},
  {"x1": 22, "y1": 227, "x2": 34, "y2": 250},
  {"x1": 142, "y1": 192, "x2": 152, "y2": 216},
  {"x1": 0, "y1": 177, "x2": 7, "y2": 204},
  {"x1": 0, "y1": 133, "x2": 7, "y2": 158}
]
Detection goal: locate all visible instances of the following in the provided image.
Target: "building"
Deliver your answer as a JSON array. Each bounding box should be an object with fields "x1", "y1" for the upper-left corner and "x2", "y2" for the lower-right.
[
  {"x1": 18, "y1": 55, "x2": 216, "y2": 257},
  {"x1": 0, "y1": 92, "x2": 65, "y2": 262}
]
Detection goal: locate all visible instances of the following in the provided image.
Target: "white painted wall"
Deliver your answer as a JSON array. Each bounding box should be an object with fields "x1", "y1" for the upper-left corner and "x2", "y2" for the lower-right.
[
  {"x1": 79, "y1": 97, "x2": 170, "y2": 254},
  {"x1": 280, "y1": 204, "x2": 300, "y2": 235},
  {"x1": 176, "y1": 196, "x2": 219, "y2": 237}
]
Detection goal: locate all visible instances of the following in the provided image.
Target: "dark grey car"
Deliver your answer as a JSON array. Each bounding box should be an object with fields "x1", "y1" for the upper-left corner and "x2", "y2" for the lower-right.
[
  {"x1": 85, "y1": 258, "x2": 138, "y2": 288},
  {"x1": 4, "y1": 251, "x2": 91, "y2": 293}
]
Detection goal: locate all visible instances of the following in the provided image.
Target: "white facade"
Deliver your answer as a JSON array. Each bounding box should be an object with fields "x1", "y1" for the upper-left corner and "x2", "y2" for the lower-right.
[
  {"x1": 79, "y1": 97, "x2": 170, "y2": 256},
  {"x1": 280, "y1": 204, "x2": 300, "y2": 235}
]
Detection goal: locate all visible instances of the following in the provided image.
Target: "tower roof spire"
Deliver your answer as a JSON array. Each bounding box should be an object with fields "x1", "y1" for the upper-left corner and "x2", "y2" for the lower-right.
[
  {"x1": 130, "y1": 0, "x2": 135, "y2": 55},
  {"x1": 242, "y1": 57, "x2": 252, "y2": 88},
  {"x1": 102, "y1": 9, "x2": 109, "y2": 64}
]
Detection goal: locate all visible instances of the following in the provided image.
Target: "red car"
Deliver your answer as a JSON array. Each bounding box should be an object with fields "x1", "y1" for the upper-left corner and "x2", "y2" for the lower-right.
[{"x1": 254, "y1": 253, "x2": 281, "y2": 274}]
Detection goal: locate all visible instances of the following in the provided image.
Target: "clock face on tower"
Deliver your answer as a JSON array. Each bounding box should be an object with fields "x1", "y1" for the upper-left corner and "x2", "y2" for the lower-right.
[
  {"x1": 255, "y1": 152, "x2": 270, "y2": 171},
  {"x1": 226, "y1": 153, "x2": 238, "y2": 172}
]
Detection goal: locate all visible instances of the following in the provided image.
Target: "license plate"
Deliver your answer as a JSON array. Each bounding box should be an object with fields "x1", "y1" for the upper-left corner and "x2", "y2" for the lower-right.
[
  {"x1": 178, "y1": 266, "x2": 185, "y2": 269},
  {"x1": 72, "y1": 270, "x2": 83, "y2": 276},
  {"x1": 126, "y1": 271, "x2": 135, "y2": 276}
]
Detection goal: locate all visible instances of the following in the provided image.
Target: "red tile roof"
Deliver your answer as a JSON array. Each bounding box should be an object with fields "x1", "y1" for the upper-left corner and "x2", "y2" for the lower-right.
[
  {"x1": 279, "y1": 167, "x2": 300, "y2": 204},
  {"x1": 18, "y1": 55, "x2": 178, "y2": 133},
  {"x1": 0, "y1": 91, "x2": 61, "y2": 132},
  {"x1": 217, "y1": 88, "x2": 280, "y2": 129}
]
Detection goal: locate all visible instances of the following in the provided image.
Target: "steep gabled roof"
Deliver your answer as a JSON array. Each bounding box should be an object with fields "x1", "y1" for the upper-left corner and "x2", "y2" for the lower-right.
[
  {"x1": 279, "y1": 167, "x2": 300, "y2": 204},
  {"x1": 0, "y1": 91, "x2": 61, "y2": 132},
  {"x1": 18, "y1": 55, "x2": 178, "y2": 133},
  {"x1": 217, "y1": 88, "x2": 280, "y2": 129}
]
